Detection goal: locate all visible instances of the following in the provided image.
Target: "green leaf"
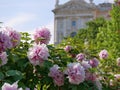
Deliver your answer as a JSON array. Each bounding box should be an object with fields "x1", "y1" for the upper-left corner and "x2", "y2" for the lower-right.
[
  {"x1": 5, "y1": 70, "x2": 23, "y2": 81},
  {"x1": 43, "y1": 60, "x2": 52, "y2": 69},
  {"x1": 13, "y1": 75, "x2": 23, "y2": 81},
  {"x1": 42, "y1": 84, "x2": 51, "y2": 90},
  {"x1": 6, "y1": 70, "x2": 22, "y2": 77},
  {"x1": 72, "y1": 86, "x2": 77, "y2": 90},
  {"x1": 0, "y1": 72, "x2": 4, "y2": 80}
]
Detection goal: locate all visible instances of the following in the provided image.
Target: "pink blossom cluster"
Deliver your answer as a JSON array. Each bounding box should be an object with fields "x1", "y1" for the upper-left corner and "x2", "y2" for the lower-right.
[
  {"x1": 64, "y1": 45, "x2": 72, "y2": 52},
  {"x1": 3, "y1": 27, "x2": 21, "y2": 47},
  {"x1": 0, "y1": 27, "x2": 21, "y2": 52},
  {"x1": 99, "y1": 49, "x2": 108, "y2": 59},
  {"x1": 2, "y1": 81, "x2": 22, "y2": 90},
  {"x1": 76, "y1": 53, "x2": 85, "y2": 62},
  {"x1": 48, "y1": 65, "x2": 64, "y2": 86},
  {"x1": 81, "y1": 60, "x2": 91, "y2": 70},
  {"x1": 85, "y1": 71, "x2": 96, "y2": 82},
  {"x1": 27, "y1": 44, "x2": 49, "y2": 66},
  {"x1": 75, "y1": 52, "x2": 100, "y2": 83},
  {"x1": 65, "y1": 63, "x2": 85, "y2": 85},
  {"x1": 117, "y1": 58, "x2": 120, "y2": 66},
  {"x1": 34, "y1": 27, "x2": 51, "y2": 44},
  {"x1": 89, "y1": 58, "x2": 99, "y2": 68},
  {"x1": 0, "y1": 30, "x2": 12, "y2": 52},
  {"x1": 0, "y1": 52, "x2": 8, "y2": 67}
]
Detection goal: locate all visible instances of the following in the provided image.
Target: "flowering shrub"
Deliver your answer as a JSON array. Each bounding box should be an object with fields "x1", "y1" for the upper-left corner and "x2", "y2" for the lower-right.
[
  {"x1": 57, "y1": 1, "x2": 120, "y2": 89},
  {"x1": 0, "y1": 26, "x2": 101, "y2": 90},
  {"x1": 0, "y1": 1, "x2": 120, "y2": 90}
]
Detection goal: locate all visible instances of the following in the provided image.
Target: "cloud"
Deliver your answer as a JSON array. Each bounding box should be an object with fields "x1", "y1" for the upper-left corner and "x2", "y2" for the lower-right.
[{"x1": 5, "y1": 13, "x2": 36, "y2": 27}]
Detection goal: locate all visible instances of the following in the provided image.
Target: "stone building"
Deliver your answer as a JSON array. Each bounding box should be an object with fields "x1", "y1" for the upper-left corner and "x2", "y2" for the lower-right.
[{"x1": 53, "y1": 0, "x2": 112, "y2": 44}]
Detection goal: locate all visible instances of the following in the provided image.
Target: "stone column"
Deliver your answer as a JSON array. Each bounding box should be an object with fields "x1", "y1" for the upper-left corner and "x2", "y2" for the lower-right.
[
  {"x1": 54, "y1": 18, "x2": 59, "y2": 44},
  {"x1": 77, "y1": 17, "x2": 81, "y2": 30},
  {"x1": 63, "y1": 17, "x2": 67, "y2": 37}
]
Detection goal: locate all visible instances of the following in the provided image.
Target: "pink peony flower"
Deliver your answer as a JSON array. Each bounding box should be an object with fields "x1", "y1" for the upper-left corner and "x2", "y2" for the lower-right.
[
  {"x1": 65, "y1": 63, "x2": 85, "y2": 85},
  {"x1": 64, "y1": 45, "x2": 72, "y2": 52},
  {"x1": 0, "y1": 30, "x2": 12, "y2": 52},
  {"x1": 48, "y1": 65, "x2": 64, "y2": 86},
  {"x1": 76, "y1": 53, "x2": 85, "y2": 62},
  {"x1": 89, "y1": 58, "x2": 99, "y2": 68},
  {"x1": 81, "y1": 60, "x2": 91, "y2": 70},
  {"x1": 85, "y1": 72, "x2": 96, "y2": 82},
  {"x1": 27, "y1": 44, "x2": 49, "y2": 66},
  {"x1": 99, "y1": 49, "x2": 108, "y2": 59},
  {"x1": 117, "y1": 58, "x2": 120, "y2": 66},
  {"x1": 34, "y1": 27, "x2": 51, "y2": 44},
  {"x1": 2, "y1": 81, "x2": 22, "y2": 90},
  {"x1": 3, "y1": 27, "x2": 21, "y2": 47},
  {"x1": 0, "y1": 52, "x2": 8, "y2": 66}
]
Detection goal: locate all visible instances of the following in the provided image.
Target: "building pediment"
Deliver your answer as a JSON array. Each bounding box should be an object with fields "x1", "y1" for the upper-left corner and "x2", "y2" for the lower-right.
[{"x1": 53, "y1": 0, "x2": 96, "y2": 13}]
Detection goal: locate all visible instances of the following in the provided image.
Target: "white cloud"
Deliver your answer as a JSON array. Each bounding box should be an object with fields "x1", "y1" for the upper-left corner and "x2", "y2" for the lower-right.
[{"x1": 5, "y1": 13, "x2": 36, "y2": 27}]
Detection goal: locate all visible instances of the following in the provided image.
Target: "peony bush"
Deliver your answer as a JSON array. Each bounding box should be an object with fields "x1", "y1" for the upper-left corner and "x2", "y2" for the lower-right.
[
  {"x1": 1, "y1": 26, "x2": 119, "y2": 90},
  {"x1": 0, "y1": 27, "x2": 102, "y2": 90},
  {"x1": 0, "y1": 1, "x2": 120, "y2": 90}
]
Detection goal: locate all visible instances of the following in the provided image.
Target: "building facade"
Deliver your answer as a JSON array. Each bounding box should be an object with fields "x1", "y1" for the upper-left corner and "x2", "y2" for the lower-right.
[{"x1": 53, "y1": 0, "x2": 111, "y2": 44}]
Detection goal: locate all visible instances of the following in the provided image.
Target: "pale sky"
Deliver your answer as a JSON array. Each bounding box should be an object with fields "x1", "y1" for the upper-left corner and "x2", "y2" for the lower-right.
[{"x1": 0, "y1": 0, "x2": 114, "y2": 43}]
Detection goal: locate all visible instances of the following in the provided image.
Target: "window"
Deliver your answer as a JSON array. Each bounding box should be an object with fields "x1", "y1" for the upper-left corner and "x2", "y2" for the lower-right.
[{"x1": 72, "y1": 21, "x2": 76, "y2": 27}]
